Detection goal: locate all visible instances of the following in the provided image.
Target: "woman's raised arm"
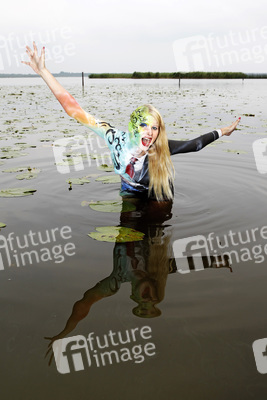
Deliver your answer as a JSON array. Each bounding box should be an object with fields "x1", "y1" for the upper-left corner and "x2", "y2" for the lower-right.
[{"x1": 22, "y1": 42, "x2": 108, "y2": 138}]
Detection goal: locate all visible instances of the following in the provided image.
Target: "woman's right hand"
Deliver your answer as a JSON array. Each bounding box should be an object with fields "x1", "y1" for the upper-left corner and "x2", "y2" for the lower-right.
[
  {"x1": 21, "y1": 41, "x2": 45, "y2": 75},
  {"x1": 221, "y1": 117, "x2": 241, "y2": 136}
]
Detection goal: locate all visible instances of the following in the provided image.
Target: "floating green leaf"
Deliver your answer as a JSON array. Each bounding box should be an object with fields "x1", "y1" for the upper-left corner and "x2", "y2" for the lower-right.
[
  {"x1": 0, "y1": 150, "x2": 27, "y2": 159},
  {"x1": 95, "y1": 174, "x2": 121, "y2": 184},
  {"x1": 14, "y1": 143, "x2": 36, "y2": 149},
  {"x1": 90, "y1": 154, "x2": 103, "y2": 160},
  {"x1": 0, "y1": 188, "x2": 37, "y2": 197},
  {"x1": 88, "y1": 226, "x2": 144, "y2": 242},
  {"x1": 16, "y1": 168, "x2": 41, "y2": 180},
  {"x1": 223, "y1": 149, "x2": 247, "y2": 154},
  {"x1": 97, "y1": 164, "x2": 114, "y2": 172},
  {"x1": 88, "y1": 200, "x2": 136, "y2": 213},
  {"x1": 66, "y1": 177, "x2": 90, "y2": 185},
  {"x1": 55, "y1": 158, "x2": 82, "y2": 166},
  {"x1": 0, "y1": 222, "x2": 6, "y2": 228},
  {"x1": 3, "y1": 166, "x2": 29, "y2": 173}
]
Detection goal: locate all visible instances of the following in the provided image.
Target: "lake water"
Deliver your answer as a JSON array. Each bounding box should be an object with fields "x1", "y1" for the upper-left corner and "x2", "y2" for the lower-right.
[{"x1": 1, "y1": 78, "x2": 267, "y2": 399}]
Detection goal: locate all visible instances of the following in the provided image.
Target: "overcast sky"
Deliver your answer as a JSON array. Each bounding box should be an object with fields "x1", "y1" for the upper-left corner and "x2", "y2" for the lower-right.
[{"x1": 1, "y1": 0, "x2": 267, "y2": 73}]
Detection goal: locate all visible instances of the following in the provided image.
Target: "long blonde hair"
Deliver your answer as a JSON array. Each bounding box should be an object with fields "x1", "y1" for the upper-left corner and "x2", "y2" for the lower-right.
[{"x1": 130, "y1": 104, "x2": 175, "y2": 201}]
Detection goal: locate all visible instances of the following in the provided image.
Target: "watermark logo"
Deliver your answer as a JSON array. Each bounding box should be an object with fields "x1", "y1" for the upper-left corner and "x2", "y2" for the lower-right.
[
  {"x1": 52, "y1": 326, "x2": 156, "y2": 374},
  {"x1": 253, "y1": 138, "x2": 267, "y2": 174},
  {"x1": 0, "y1": 27, "x2": 75, "y2": 72},
  {"x1": 252, "y1": 338, "x2": 267, "y2": 374},
  {"x1": 173, "y1": 26, "x2": 267, "y2": 72},
  {"x1": 173, "y1": 225, "x2": 267, "y2": 273},
  {"x1": 0, "y1": 225, "x2": 75, "y2": 270},
  {"x1": 172, "y1": 235, "x2": 212, "y2": 274},
  {"x1": 53, "y1": 133, "x2": 112, "y2": 174},
  {"x1": 53, "y1": 336, "x2": 91, "y2": 374}
]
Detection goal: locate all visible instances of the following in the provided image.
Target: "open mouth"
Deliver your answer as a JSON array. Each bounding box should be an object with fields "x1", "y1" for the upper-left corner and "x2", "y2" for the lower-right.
[{"x1": 141, "y1": 137, "x2": 152, "y2": 147}]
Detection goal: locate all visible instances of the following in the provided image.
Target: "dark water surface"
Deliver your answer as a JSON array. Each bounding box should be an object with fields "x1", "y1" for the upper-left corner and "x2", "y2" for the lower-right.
[{"x1": 1, "y1": 78, "x2": 267, "y2": 399}]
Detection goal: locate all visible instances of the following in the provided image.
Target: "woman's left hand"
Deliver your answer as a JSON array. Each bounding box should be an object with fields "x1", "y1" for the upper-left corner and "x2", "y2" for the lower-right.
[{"x1": 221, "y1": 117, "x2": 241, "y2": 136}]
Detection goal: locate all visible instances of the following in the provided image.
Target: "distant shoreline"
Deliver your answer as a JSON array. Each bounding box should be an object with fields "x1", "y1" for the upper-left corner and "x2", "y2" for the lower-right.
[
  {"x1": 1, "y1": 72, "x2": 267, "y2": 79},
  {"x1": 88, "y1": 72, "x2": 267, "y2": 79}
]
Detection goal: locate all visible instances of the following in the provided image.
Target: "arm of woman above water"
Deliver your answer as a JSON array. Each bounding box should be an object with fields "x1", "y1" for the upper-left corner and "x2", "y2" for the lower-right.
[
  {"x1": 221, "y1": 117, "x2": 241, "y2": 136},
  {"x1": 169, "y1": 117, "x2": 241, "y2": 155},
  {"x1": 22, "y1": 42, "x2": 110, "y2": 139}
]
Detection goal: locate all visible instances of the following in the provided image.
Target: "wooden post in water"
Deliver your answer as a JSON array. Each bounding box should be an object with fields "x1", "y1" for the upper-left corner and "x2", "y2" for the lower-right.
[{"x1": 82, "y1": 72, "x2": 84, "y2": 88}]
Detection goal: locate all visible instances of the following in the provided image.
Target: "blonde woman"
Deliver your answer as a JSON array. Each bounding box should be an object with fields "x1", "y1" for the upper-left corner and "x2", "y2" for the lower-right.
[{"x1": 22, "y1": 42, "x2": 241, "y2": 201}]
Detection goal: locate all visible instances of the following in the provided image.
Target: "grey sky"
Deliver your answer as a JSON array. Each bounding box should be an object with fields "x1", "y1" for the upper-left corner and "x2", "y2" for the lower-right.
[{"x1": 1, "y1": 0, "x2": 267, "y2": 73}]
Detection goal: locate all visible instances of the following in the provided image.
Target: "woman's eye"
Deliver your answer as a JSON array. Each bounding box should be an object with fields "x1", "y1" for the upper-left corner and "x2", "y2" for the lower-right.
[
  {"x1": 139, "y1": 123, "x2": 147, "y2": 127},
  {"x1": 152, "y1": 126, "x2": 158, "y2": 130}
]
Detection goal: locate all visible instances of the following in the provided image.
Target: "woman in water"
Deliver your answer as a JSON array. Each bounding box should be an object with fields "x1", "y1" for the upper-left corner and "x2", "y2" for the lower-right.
[{"x1": 22, "y1": 42, "x2": 240, "y2": 201}]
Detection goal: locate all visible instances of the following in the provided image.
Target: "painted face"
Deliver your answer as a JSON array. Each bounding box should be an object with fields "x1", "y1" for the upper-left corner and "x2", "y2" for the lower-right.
[{"x1": 128, "y1": 107, "x2": 159, "y2": 155}]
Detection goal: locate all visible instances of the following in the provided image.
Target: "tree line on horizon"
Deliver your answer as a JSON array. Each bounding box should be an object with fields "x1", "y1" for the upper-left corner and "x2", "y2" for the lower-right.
[{"x1": 89, "y1": 71, "x2": 267, "y2": 79}]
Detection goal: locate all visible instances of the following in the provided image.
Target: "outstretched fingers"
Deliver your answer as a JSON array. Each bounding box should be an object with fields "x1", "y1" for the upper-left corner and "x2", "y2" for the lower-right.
[
  {"x1": 222, "y1": 117, "x2": 241, "y2": 136},
  {"x1": 231, "y1": 117, "x2": 241, "y2": 131},
  {"x1": 21, "y1": 42, "x2": 45, "y2": 74}
]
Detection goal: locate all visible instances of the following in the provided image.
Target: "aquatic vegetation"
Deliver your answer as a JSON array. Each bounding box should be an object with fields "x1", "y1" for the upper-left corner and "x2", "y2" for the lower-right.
[
  {"x1": 0, "y1": 147, "x2": 28, "y2": 159},
  {"x1": 0, "y1": 222, "x2": 6, "y2": 229},
  {"x1": 66, "y1": 177, "x2": 90, "y2": 185},
  {"x1": 3, "y1": 166, "x2": 40, "y2": 180},
  {"x1": 97, "y1": 164, "x2": 114, "y2": 172},
  {"x1": 95, "y1": 175, "x2": 121, "y2": 184},
  {"x1": 14, "y1": 143, "x2": 36, "y2": 149},
  {"x1": 223, "y1": 149, "x2": 247, "y2": 154},
  {"x1": 0, "y1": 188, "x2": 37, "y2": 197},
  {"x1": 84, "y1": 199, "x2": 136, "y2": 213},
  {"x1": 88, "y1": 226, "x2": 144, "y2": 242},
  {"x1": 55, "y1": 158, "x2": 82, "y2": 167},
  {"x1": 40, "y1": 137, "x2": 54, "y2": 142},
  {"x1": 16, "y1": 168, "x2": 41, "y2": 180}
]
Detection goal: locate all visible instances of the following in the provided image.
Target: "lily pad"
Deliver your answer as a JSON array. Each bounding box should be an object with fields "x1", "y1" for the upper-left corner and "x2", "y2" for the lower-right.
[
  {"x1": 66, "y1": 177, "x2": 90, "y2": 185},
  {"x1": 0, "y1": 222, "x2": 6, "y2": 228},
  {"x1": 223, "y1": 149, "x2": 247, "y2": 154},
  {"x1": 3, "y1": 166, "x2": 29, "y2": 173},
  {"x1": 16, "y1": 168, "x2": 41, "y2": 180},
  {"x1": 0, "y1": 188, "x2": 37, "y2": 197},
  {"x1": 95, "y1": 174, "x2": 121, "y2": 184},
  {"x1": 90, "y1": 154, "x2": 103, "y2": 160},
  {"x1": 0, "y1": 150, "x2": 27, "y2": 159},
  {"x1": 14, "y1": 143, "x2": 36, "y2": 149},
  {"x1": 88, "y1": 226, "x2": 144, "y2": 242},
  {"x1": 55, "y1": 158, "x2": 82, "y2": 167},
  {"x1": 97, "y1": 164, "x2": 114, "y2": 172},
  {"x1": 88, "y1": 200, "x2": 136, "y2": 213}
]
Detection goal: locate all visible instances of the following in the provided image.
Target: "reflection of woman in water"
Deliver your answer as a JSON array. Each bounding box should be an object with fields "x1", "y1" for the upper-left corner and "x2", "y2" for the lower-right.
[
  {"x1": 22, "y1": 42, "x2": 241, "y2": 201},
  {"x1": 43, "y1": 199, "x2": 174, "y2": 363},
  {"x1": 44, "y1": 199, "x2": 231, "y2": 364}
]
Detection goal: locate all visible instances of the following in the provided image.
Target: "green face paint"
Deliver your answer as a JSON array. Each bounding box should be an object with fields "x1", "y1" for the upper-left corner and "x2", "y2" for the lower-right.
[{"x1": 128, "y1": 106, "x2": 154, "y2": 139}]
